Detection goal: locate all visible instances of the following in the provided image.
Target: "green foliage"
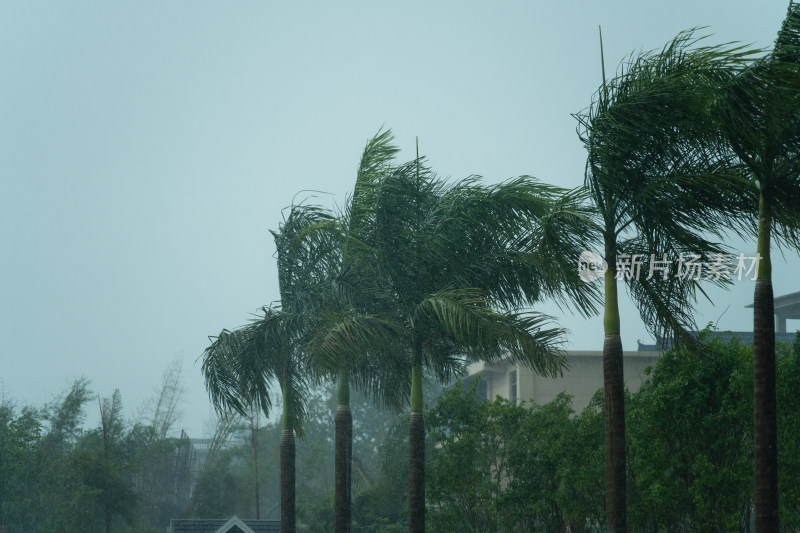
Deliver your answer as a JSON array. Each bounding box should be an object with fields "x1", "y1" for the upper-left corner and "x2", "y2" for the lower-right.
[
  {"x1": 624, "y1": 331, "x2": 800, "y2": 531},
  {"x1": 627, "y1": 333, "x2": 754, "y2": 531},
  {"x1": 2, "y1": 334, "x2": 798, "y2": 532},
  {"x1": 555, "y1": 390, "x2": 606, "y2": 530},
  {"x1": 0, "y1": 372, "x2": 195, "y2": 533},
  {"x1": 2, "y1": 378, "x2": 96, "y2": 533},
  {"x1": 420, "y1": 333, "x2": 800, "y2": 532},
  {"x1": 504, "y1": 393, "x2": 605, "y2": 532},
  {"x1": 777, "y1": 333, "x2": 800, "y2": 528},
  {"x1": 425, "y1": 381, "x2": 604, "y2": 533},
  {"x1": 426, "y1": 382, "x2": 520, "y2": 532},
  {"x1": 350, "y1": 413, "x2": 409, "y2": 532},
  {"x1": 187, "y1": 383, "x2": 404, "y2": 530}
]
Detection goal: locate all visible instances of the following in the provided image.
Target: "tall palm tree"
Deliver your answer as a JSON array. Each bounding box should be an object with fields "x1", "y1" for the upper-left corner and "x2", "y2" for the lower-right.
[
  {"x1": 575, "y1": 31, "x2": 755, "y2": 532},
  {"x1": 312, "y1": 132, "x2": 600, "y2": 533},
  {"x1": 204, "y1": 196, "x2": 404, "y2": 533},
  {"x1": 201, "y1": 203, "x2": 338, "y2": 533},
  {"x1": 715, "y1": 4, "x2": 800, "y2": 529},
  {"x1": 330, "y1": 130, "x2": 405, "y2": 533}
]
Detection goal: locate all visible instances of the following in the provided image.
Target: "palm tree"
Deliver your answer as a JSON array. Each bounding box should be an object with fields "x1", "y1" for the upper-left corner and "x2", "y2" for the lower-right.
[
  {"x1": 312, "y1": 132, "x2": 600, "y2": 532},
  {"x1": 715, "y1": 5, "x2": 800, "y2": 529},
  {"x1": 575, "y1": 31, "x2": 754, "y2": 532},
  {"x1": 201, "y1": 203, "x2": 338, "y2": 533},
  {"x1": 330, "y1": 130, "x2": 405, "y2": 533},
  {"x1": 202, "y1": 311, "x2": 308, "y2": 533}
]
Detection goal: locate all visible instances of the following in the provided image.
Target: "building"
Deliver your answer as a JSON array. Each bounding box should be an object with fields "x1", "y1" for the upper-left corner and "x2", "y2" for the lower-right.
[
  {"x1": 746, "y1": 289, "x2": 800, "y2": 333},
  {"x1": 466, "y1": 349, "x2": 658, "y2": 412},
  {"x1": 169, "y1": 516, "x2": 280, "y2": 533},
  {"x1": 468, "y1": 291, "x2": 800, "y2": 409}
]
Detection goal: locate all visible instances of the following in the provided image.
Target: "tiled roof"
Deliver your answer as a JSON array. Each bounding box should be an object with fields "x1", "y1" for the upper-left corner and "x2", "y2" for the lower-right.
[
  {"x1": 637, "y1": 330, "x2": 798, "y2": 352},
  {"x1": 170, "y1": 517, "x2": 280, "y2": 533}
]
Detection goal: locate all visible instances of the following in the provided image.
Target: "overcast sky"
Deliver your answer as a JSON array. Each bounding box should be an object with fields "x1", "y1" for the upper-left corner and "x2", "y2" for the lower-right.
[{"x1": 1, "y1": 1, "x2": 796, "y2": 437}]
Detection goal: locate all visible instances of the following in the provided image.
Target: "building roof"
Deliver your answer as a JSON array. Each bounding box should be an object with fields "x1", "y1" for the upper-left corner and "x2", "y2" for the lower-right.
[
  {"x1": 746, "y1": 290, "x2": 800, "y2": 318},
  {"x1": 636, "y1": 330, "x2": 798, "y2": 352},
  {"x1": 170, "y1": 517, "x2": 280, "y2": 533}
]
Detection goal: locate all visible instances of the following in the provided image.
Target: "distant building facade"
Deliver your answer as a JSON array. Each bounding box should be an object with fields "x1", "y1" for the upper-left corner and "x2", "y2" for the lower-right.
[
  {"x1": 468, "y1": 290, "x2": 800, "y2": 409},
  {"x1": 466, "y1": 349, "x2": 658, "y2": 411}
]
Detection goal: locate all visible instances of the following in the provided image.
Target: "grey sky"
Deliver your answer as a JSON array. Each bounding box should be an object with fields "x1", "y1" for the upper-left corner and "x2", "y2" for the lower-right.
[{"x1": 1, "y1": 1, "x2": 796, "y2": 436}]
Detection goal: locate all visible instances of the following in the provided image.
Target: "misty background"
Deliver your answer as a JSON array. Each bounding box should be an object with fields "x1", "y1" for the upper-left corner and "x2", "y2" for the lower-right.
[{"x1": 1, "y1": 1, "x2": 796, "y2": 437}]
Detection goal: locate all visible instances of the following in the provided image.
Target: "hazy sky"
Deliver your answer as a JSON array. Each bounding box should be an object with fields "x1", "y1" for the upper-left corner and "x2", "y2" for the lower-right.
[{"x1": 1, "y1": 1, "x2": 796, "y2": 437}]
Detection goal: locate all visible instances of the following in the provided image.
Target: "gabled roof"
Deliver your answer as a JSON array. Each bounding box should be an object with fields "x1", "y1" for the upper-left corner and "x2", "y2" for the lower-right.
[
  {"x1": 170, "y1": 516, "x2": 280, "y2": 533},
  {"x1": 215, "y1": 516, "x2": 255, "y2": 533}
]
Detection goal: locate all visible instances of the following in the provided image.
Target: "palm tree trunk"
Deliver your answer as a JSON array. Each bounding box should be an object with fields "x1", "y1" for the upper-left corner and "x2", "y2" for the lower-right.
[
  {"x1": 603, "y1": 246, "x2": 627, "y2": 533},
  {"x1": 280, "y1": 385, "x2": 296, "y2": 533},
  {"x1": 753, "y1": 194, "x2": 779, "y2": 532},
  {"x1": 335, "y1": 369, "x2": 352, "y2": 533},
  {"x1": 251, "y1": 415, "x2": 261, "y2": 519},
  {"x1": 409, "y1": 353, "x2": 425, "y2": 533}
]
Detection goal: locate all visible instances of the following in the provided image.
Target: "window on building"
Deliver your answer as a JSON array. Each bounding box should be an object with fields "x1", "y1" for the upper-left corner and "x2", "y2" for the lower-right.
[
  {"x1": 476, "y1": 379, "x2": 487, "y2": 402},
  {"x1": 509, "y1": 370, "x2": 517, "y2": 404}
]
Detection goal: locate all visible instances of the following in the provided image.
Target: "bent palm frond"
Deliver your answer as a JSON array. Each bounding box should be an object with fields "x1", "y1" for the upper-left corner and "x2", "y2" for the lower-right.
[{"x1": 416, "y1": 287, "x2": 567, "y2": 378}]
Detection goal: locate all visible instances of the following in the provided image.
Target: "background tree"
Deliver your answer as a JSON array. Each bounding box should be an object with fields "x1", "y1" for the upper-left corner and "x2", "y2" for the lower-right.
[
  {"x1": 0, "y1": 379, "x2": 99, "y2": 532},
  {"x1": 425, "y1": 382, "x2": 605, "y2": 533},
  {"x1": 129, "y1": 360, "x2": 189, "y2": 527},
  {"x1": 146, "y1": 358, "x2": 184, "y2": 440},
  {"x1": 502, "y1": 394, "x2": 590, "y2": 532},
  {"x1": 426, "y1": 381, "x2": 513, "y2": 533},
  {"x1": 349, "y1": 413, "x2": 409, "y2": 533},
  {"x1": 776, "y1": 334, "x2": 800, "y2": 528},
  {"x1": 627, "y1": 333, "x2": 754, "y2": 531},
  {"x1": 94, "y1": 389, "x2": 135, "y2": 533},
  {"x1": 35, "y1": 379, "x2": 97, "y2": 532},
  {"x1": 0, "y1": 369, "x2": 203, "y2": 533},
  {"x1": 188, "y1": 415, "x2": 256, "y2": 520}
]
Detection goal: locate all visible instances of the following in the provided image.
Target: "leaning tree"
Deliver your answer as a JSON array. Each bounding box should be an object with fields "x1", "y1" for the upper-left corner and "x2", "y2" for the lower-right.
[
  {"x1": 311, "y1": 131, "x2": 600, "y2": 532},
  {"x1": 714, "y1": 4, "x2": 800, "y2": 529},
  {"x1": 201, "y1": 203, "x2": 339, "y2": 533},
  {"x1": 575, "y1": 30, "x2": 756, "y2": 531}
]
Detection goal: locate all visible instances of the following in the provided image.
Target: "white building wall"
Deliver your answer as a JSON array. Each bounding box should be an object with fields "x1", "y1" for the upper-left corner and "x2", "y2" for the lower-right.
[{"x1": 467, "y1": 350, "x2": 660, "y2": 412}]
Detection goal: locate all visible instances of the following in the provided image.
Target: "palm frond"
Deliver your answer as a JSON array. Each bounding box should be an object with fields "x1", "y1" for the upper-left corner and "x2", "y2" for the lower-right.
[
  {"x1": 527, "y1": 187, "x2": 603, "y2": 316},
  {"x1": 347, "y1": 343, "x2": 412, "y2": 413},
  {"x1": 616, "y1": 234, "x2": 736, "y2": 351},
  {"x1": 200, "y1": 306, "x2": 316, "y2": 436},
  {"x1": 201, "y1": 327, "x2": 274, "y2": 418},
  {"x1": 306, "y1": 310, "x2": 403, "y2": 372},
  {"x1": 416, "y1": 288, "x2": 567, "y2": 378},
  {"x1": 272, "y1": 203, "x2": 343, "y2": 315},
  {"x1": 346, "y1": 128, "x2": 401, "y2": 260},
  {"x1": 577, "y1": 29, "x2": 762, "y2": 239},
  {"x1": 715, "y1": 2, "x2": 800, "y2": 248}
]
